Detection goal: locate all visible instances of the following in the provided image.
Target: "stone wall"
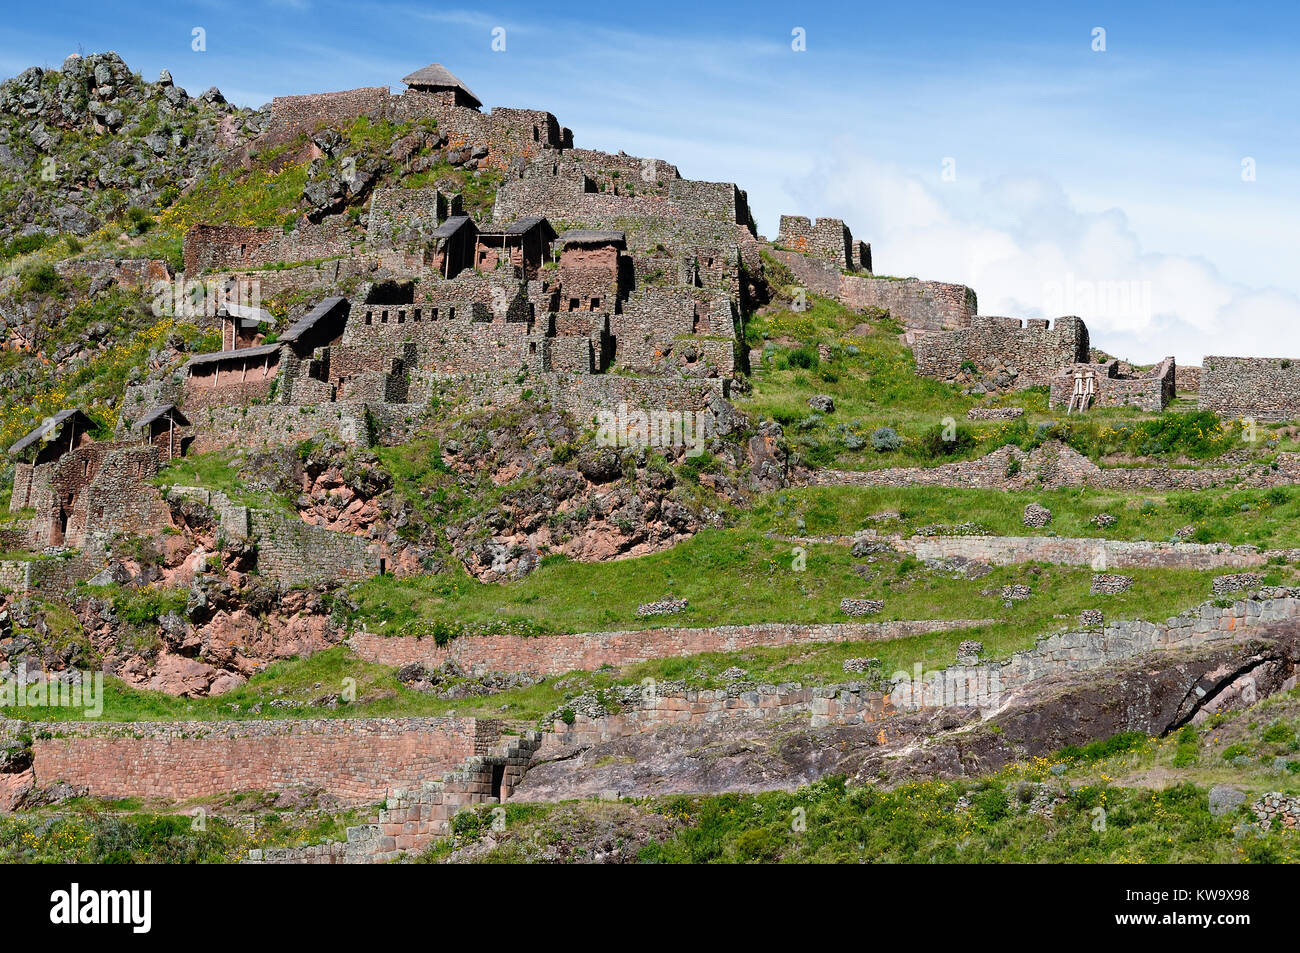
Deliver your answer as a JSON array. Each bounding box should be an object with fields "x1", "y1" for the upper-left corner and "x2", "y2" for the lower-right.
[
  {"x1": 262, "y1": 86, "x2": 392, "y2": 143},
  {"x1": 912, "y1": 315, "x2": 1089, "y2": 386},
  {"x1": 1048, "y1": 357, "x2": 1175, "y2": 412},
  {"x1": 53, "y1": 257, "x2": 172, "y2": 288},
  {"x1": 247, "y1": 731, "x2": 542, "y2": 863},
  {"x1": 183, "y1": 222, "x2": 354, "y2": 275},
  {"x1": 0, "y1": 549, "x2": 102, "y2": 598},
  {"x1": 811, "y1": 441, "x2": 1300, "y2": 492},
  {"x1": 30, "y1": 717, "x2": 499, "y2": 804},
  {"x1": 777, "y1": 215, "x2": 855, "y2": 270},
  {"x1": 1200, "y1": 356, "x2": 1300, "y2": 420},
  {"x1": 366, "y1": 188, "x2": 461, "y2": 252},
  {"x1": 186, "y1": 404, "x2": 368, "y2": 452},
  {"x1": 349, "y1": 618, "x2": 992, "y2": 676},
  {"x1": 1176, "y1": 364, "x2": 1202, "y2": 394},
  {"x1": 539, "y1": 588, "x2": 1300, "y2": 753},
  {"x1": 171, "y1": 487, "x2": 379, "y2": 585},
  {"x1": 770, "y1": 250, "x2": 975, "y2": 331},
  {"x1": 540, "y1": 681, "x2": 896, "y2": 756},
  {"x1": 899, "y1": 534, "x2": 1267, "y2": 571}
]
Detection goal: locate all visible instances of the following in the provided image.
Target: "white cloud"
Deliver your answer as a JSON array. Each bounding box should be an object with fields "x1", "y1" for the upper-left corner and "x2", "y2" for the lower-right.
[{"x1": 792, "y1": 151, "x2": 1300, "y2": 366}]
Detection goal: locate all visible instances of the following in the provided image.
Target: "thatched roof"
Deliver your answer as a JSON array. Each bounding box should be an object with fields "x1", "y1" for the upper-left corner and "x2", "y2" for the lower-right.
[
  {"x1": 184, "y1": 343, "x2": 282, "y2": 371},
  {"x1": 430, "y1": 215, "x2": 474, "y2": 240},
  {"x1": 400, "y1": 64, "x2": 482, "y2": 108},
  {"x1": 133, "y1": 404, "x2": 190, "y2": 430},
  {"x1": 558, "y1": 229, "x2": 626, "y2": 248},
  {"x1": 8, "y1": 408, "x2": 95, "y2": 457},
  {"x1": 281, "y1": 296, "x2": 348, "y2": 345}
]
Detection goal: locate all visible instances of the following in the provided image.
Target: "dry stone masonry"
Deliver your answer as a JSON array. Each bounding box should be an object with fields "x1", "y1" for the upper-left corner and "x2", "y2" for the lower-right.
[
  {"x1": 1090, "y1": 573, "x2": 1134, "y2": 595},
  {"x1": 840, "y1": 598, "x2": 884, "y2": 617}
]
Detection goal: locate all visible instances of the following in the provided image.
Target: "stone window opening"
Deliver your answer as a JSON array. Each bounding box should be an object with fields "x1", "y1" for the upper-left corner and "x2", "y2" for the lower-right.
[
  {"x1": 590, "y1": 297, "x2": 600, "y2": 311},
  {"x1": 569, "y1": 297, "x2": 580, "y2": 311},
  {"x1": 449, "y1": 307, "x2": 456, "y2": 319},
  {"x1": 365, "y1": 311, "x2": 372, "y2": 326},
  {"x1": 82, "y1": 458, "x2": 89, "y2": 478}
]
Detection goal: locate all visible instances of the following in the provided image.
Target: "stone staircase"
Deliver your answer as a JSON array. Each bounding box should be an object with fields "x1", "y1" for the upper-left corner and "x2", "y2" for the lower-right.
[{"x1": 245, "y1": 729, "x2": 543, "y2": 864}]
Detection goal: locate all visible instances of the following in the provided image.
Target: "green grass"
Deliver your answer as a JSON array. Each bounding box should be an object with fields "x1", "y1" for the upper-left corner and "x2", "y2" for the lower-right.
[
  {"x1": 152, "y1": 450, "x2": 298, "y2": 513},
  {"x1": 749, "y1": 483, "x2": 1300, "y2": 548},
  {"x1": 436, "y1": 768, "x2": 1297, "y2": 864},
  {"x1": 0, "y1": 796, "x2": 372, "y2": 863},
  {"x1": 0, "y1": 542, "x2": 1226, "y2": 724},
  {"x1": 439, "y1": 699, "x2": 1300, "y2": 863},
  {"x1": 346, "y1": 526, "x2": 1222, "y2": 638},
  {"x1": 738, "y1": 295, "x2": 1279, "y2": 471},
  {"x1": 632, "y1": 774, "x2": 1293, "y2": 863}
]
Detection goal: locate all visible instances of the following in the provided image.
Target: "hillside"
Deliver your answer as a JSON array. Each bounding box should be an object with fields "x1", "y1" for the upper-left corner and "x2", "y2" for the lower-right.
[{"x1": 0, "y1": 51, "x2": 1297, "y2": 869}]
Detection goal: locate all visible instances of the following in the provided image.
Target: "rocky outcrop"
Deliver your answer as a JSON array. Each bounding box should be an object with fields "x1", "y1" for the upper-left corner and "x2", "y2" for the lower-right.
[
  {"x1": 0, "y1": 51, "x2": 262, "y2": 241},
  {"x1": 515, "y1": 628, "x2": 1300, "y2": 800},
  {"x1": 436, "y1": 405, "x2": 757, "y2": 582}
]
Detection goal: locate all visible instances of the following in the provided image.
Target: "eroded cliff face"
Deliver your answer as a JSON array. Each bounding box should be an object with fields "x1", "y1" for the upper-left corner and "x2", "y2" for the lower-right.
[{"x1": 513, "y1": 629, "x2": 1300, "y2": 800}]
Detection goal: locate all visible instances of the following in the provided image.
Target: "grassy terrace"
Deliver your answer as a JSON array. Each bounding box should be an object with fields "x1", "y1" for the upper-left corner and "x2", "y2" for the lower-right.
[
  {"x1": 431, "y1": 717, "x2": 1300, "y2": 863},
  {"x1": 750, "y1": 484, "x2": 1300, "y2": 549},
  {"x1": 0, "y1": 791, "x2": 373, "y2": 863},
  {"x1": 737, "y1": 293, "x2": 1284, "y2": 471},
  {"x1": 151, "y1": 449, "x2": 298, "y2": 514},
  {"x1": 4, "y1": 548, "x2": 1242, "y2": 722},
  {"x1": 425, "y1": 691, "x2": 1300, "y2": 864},
  {"x1": 9, "y1": 693, "x2": 1298, "y2": 863}
]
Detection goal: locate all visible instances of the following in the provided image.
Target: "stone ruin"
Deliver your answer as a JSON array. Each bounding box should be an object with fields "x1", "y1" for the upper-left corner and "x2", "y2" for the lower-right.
[{"x1": 1049, "y1": 356, "x2": 1176, "y2": 413}]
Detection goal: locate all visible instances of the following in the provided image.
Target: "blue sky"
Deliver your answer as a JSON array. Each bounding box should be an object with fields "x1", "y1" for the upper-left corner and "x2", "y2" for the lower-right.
[{"x1": 3, "y1": 1, "x2": 1298, "y2": 363}]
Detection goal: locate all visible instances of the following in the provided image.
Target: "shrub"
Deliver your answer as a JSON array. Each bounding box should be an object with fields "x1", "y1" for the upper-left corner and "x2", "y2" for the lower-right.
[
  {"x1": 787, "y1": 346, "x2": 819, "y2": 370},
  {"x1": 18, "y1": 262, "x2": 61, "y2": 295},
  {"x1": 912, "y1": 424, "x2": 976, "y2": 460},
  {"x1": 1, "y1": 232, "x2": 51, "y2": 260},
  {"x1": 870, "y1": 427, "x2": 902, "y2": 453},
  {"x1": 1262, "y1": 722, "x2": 1294, "y2": 744},
  {"x1": 123, "y1": 206, "x2": 154, "y2": 237}
]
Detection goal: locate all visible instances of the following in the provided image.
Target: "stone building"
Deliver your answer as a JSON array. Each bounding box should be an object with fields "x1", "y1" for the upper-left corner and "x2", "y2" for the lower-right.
[
  {"x1": 400, "y1": 63, "x2": 482, "y2": 109},
  {"x1": 7, "y1": 409, "x2": 97, "y2": 466},
  {"x1": 134, "y1": 404, "x2": 190, "y2": 461},
  {"x1": 473, "y1": 216, "x2": 556, "y2": 281},
  {"x1": 9, "y1": 432, "x2": 168, "y2": 549},
  {"x1": 555, "y1": 230, "x2": 626, "y2": 311},
  {"x1": 429, "y1": 215, "x2": 477, "y2": 279},
  {"x1": 1200, "y1": 356, "x2": 1300, "y2": 420},
  {"x1": 1048, "y1": 357, "x2": 1176, "y2": 413},
  {"x1": 777, "y1": 215, "x2": 871, "y2": 272},
  {"x1": 219, "y1": 303, "x2": 273, "y2": 351},
  {"x1": 912, "y1": 316, "x2": 1090, "y2": 388}
]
